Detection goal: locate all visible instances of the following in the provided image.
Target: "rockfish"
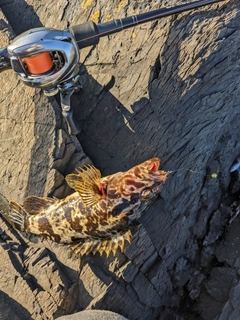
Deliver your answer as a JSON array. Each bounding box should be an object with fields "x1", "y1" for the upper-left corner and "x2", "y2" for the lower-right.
[{"x1": 6, "y1": 158, "x2": 169, "y2": 257}]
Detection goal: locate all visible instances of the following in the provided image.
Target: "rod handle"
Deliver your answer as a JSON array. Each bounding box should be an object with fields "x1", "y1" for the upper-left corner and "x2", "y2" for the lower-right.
[{"x1": 69, "y1": 21, "x2": 100, "y2": 49}]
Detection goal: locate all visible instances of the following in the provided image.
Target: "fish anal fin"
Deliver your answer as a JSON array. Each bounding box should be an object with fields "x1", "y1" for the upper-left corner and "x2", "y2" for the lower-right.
[
  {"x1": 94, "y1": 230, "x2": 132, "y2": 257},
  {"x1": 23, "y1": 196, "x2": 57, "y2": 215},
  {"x1": 69, "y1": 230, "x2": 132, "y2": 257},
  {"x1": 69, "y1": 240, "x2": 95, "y2": 256}
]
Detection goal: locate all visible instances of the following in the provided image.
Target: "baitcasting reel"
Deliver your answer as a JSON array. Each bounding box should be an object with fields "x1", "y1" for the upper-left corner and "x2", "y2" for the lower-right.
[
  {"x1": 7, "y1": 28, "x2": 80, "y2": 95},
  {"x1": 0, "y1": 0, "x2": 224, "y2": 134},
  {"x1": 6, "y1": 27, "x2": 83, "y2": 134}
]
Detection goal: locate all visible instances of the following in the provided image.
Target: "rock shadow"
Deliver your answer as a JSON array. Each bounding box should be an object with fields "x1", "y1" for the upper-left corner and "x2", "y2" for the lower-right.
[
  {"x1": 1, "y1": 0, "x2": 42, "y2": 34},
  {"x1": 0, "y1": 290, "x2": 32, "y2": 320}
]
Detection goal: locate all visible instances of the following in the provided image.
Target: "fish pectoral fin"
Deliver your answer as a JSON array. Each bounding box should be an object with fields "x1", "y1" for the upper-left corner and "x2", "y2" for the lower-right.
[
  {"x1": 65, "y1": 173, "x2": 81, "y2": 190},
  {"x1": 69, "y1": 230, "x2": 132, "y2": 257},
  {"x1": 66, "y1": 165, "x2": 104, "y2": 208},
  {"x1": 23, "y1": 196, "x2": 57, "y2": 215},
  {"x1": 8, "y1": 201, "x2": 28, "y2": 231}
]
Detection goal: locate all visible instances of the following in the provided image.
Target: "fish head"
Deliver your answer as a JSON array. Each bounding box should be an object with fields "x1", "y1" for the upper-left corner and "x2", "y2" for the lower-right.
[
  {"x1": 66, "y1": 158, "x2": 169, "y2": 221},
  {"x1": 101, "y1": 158, "x2": 170, "y2": 221}
]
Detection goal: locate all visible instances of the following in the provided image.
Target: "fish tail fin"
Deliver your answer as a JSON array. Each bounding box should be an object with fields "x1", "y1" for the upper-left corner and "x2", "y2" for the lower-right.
[{"x1": 7, "y1": 201, "x2": 29, "y2": 231}]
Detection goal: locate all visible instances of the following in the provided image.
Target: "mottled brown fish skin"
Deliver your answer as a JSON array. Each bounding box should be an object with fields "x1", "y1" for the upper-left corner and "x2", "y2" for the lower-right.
[
  {"x1": 25, "y1": 192, "x2": 130, "y2": 243},
  {"x1": 8, "y1": 158, "x2": 170, "y2": 255}
]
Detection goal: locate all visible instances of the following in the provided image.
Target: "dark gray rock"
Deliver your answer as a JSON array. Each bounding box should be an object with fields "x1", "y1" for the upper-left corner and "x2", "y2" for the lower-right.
[
  {"x1": 1, "y1": 1, "x2": 240, "y2": 320},
  {"x1": 216, "y1": 218, "x2": 240, "y2": 268}
]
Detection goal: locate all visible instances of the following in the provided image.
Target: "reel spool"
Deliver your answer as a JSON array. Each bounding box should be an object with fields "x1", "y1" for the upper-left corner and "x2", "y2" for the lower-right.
[
  {"x1": 7, "y1": 27, "x2": 80, "y2": 95},
  {"x1": 23, "y1": 52, "x2": 54, "y2": 75}
]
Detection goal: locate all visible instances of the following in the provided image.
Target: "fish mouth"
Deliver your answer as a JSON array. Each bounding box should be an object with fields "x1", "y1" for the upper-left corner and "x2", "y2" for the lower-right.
[
  {"x1": 147, "y1": 158, "x2": 160, "y2": 172},
  {"x1": 145, "y1": 158, "x2": 170, "y2": 182}
]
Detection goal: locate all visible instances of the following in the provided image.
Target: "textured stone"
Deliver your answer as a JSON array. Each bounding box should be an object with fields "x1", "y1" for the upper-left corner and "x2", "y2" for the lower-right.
[
  {"x1": 0, "y1": 1, "x2": 240, "y2": 320},
  {"x1": 216, "y1": 218, "x2": 240, "y2": 268}
]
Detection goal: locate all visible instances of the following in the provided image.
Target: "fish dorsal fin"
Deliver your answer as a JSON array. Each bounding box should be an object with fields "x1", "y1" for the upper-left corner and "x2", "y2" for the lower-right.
[
  {"x1": 23, "y1": 196, "x2": 57, "y2": 215},
  {"x1": 66, "y1": 165, "x2": 103, "y2": 208}
]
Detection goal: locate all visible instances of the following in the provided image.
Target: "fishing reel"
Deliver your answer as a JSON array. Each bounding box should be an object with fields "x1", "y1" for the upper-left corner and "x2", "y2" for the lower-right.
[
  {"x1": 8, "y1": 27, "x2": 81, "y2": 95},
  {"x1": 7, "y1": 27, "x2": 87, "y2": 134}
]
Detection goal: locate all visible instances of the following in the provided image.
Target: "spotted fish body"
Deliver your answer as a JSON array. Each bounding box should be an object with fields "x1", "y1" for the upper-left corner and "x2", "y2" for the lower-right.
[{"x1": 7, "y1": 158, "x2": 169, "y2": 256}]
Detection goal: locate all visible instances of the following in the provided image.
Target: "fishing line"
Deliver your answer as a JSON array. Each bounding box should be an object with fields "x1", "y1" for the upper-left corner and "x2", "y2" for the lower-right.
[{"x1": 167, "y1": 168, "x2": 218, "y2": 178}]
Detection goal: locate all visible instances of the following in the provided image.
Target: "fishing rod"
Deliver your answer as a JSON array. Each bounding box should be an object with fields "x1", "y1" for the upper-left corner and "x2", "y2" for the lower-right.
[{"x1": 0, "y1": 0, "x2": 224, "y2": 134}]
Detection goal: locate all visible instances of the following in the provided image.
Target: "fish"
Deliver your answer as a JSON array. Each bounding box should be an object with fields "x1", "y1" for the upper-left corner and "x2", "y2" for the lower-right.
[{"x1": 5, "y1": 158, "x2": 169, "y2": 257}]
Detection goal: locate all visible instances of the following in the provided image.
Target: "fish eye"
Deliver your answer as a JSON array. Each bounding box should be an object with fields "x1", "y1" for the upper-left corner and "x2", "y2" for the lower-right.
[{"x1": 141, "y1": 188, "x2": 152, "y2": 198}]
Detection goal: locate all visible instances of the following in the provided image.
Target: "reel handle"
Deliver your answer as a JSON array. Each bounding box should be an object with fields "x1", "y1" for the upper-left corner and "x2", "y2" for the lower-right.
[
  {"x1": 60, "y1": 83, "x2": 81, "y2": 135},
  {"x1": 62, "y1": 109, "x2": 80, "y2": 135}
]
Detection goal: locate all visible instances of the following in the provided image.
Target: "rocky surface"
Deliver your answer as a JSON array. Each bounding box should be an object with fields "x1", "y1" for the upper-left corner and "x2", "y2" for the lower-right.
[{"x1": 0, "y1": 0, "x2": 240, "y2": 319}]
